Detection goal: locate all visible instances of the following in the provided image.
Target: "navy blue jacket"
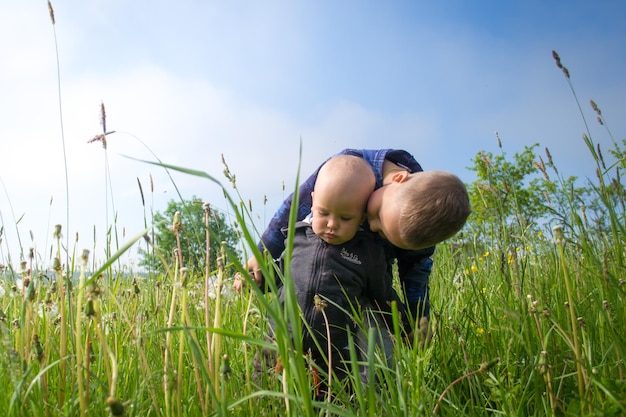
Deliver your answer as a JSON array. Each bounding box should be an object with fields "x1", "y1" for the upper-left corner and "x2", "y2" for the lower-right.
[{"x1": 278, "y1": 221, "x2": 391, "y2": 352}]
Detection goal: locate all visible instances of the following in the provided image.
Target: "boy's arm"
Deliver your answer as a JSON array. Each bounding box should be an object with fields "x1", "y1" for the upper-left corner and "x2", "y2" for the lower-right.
[
  {"x1": 361, "y1": 237, "x2": 406, "y2": 317},
  {"x1": 239, "y1": 154, "x2": 345, "y2": 292},
  {"x1": 395, "y1": 246, "x2": 435, "y2": 320},
  {"x1": 257, "y1": 169, "x2": 319, "y2": 259},
  {"x1": 241, "y1": 165, "x2": 322, "y2": 292},
  {"x1": 394, "y1": 247, "x2": 435, "y2": 347},
  {"x1": 256, "y1": 149, "x2": 359, "y2": 258}
]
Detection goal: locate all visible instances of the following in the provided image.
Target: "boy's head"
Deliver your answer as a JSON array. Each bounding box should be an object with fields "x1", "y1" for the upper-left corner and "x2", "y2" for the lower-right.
[
  {"x1": 367, "y1": 170, "x2": 470, "y2": 250},
  {"x1": 311, "y1": 155, "x2": 376, "y2": 245}
]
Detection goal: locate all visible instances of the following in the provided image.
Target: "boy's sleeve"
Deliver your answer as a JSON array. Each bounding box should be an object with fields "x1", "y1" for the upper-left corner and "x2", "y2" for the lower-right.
[
  {"x1": 395, "y1": 247, "x2": 435, "y2": 321},
  {"x1": 258, "y1": 149, "x2": 359, "y2": 258},
  {"x1": 364, "y1": 245, "x2": 400, "y2": 315},
  {"x1": 258, "y1": 165, "x2": 322, "y2": 259}
]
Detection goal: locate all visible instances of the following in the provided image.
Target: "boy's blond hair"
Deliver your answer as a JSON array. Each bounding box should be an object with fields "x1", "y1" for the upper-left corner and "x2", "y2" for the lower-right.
[{"x1": 396, "y1": 171, "x2": 470, "y2": 249}]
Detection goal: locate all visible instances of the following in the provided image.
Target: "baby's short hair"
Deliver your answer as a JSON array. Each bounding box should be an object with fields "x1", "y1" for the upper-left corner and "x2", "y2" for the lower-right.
[
  {"x1": 316, "y1": 155, "x2": 376, "y2": 208},
  {"x1": 396, "y1": 171, "x2": 470, "y2": 249}
]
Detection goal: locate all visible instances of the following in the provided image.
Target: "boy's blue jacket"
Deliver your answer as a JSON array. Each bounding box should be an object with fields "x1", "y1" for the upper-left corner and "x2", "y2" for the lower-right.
[{"x1": 258, "y1": 149, "x2": 435, "y2": 321}]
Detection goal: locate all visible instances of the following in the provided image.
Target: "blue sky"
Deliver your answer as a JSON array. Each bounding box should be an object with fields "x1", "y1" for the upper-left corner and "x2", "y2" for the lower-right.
[{"x1": 1, "y1": 1, "x2": 625, "y2": 265}]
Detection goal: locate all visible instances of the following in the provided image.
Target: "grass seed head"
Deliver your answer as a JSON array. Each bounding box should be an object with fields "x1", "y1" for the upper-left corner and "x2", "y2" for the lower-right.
[
  {"x1": 313, "y1": 294, "x2": 328, "y2": 311},
  {"x1": 590, "y1": 99, "x2": 601, "y2": 115},
  {"x1": 47, "y1": 1, "x2": 55, "y2": 25},
  {"x1": 552, "y1": 50, "x2": 562, "y2": 68},
  {"x1": 495, "y1": 131, "x2": 502, "y2": 148},
  {"x1": 52, "y1": 258, "x2": 62, "y2": 273},
  {"x1": 551, "y1": 50, "x2": 570, "y2": 77},
  {"x1": 32, "y1": 334, "x2": 44, "y2": 362},
  {"x1": 479, "y1": 357, "x2": 500, "y2": 372},
  {"x1": 85, "y1": 296, "x2": 96, "y2": 318},
  {"x1": 221, "y1": 154, "x2": 236, "y2": 187},
  {"x1": 100, "y1": 102, "x2": 107, "y2": 134},
  {"x1": 597, "y1": 143, "x2": 606, "y2": 169},
  {"x1": 179, "y1": 267, "x2": 188, "y2": 287},
  {"x1": 106, "y1": 396, "x2": 125, "y2": 416},
  {"x1": 480, "y1": 151, "x2": 491, "y2": 168},
  {"x1": 552, "y1": 225, "x2": 565, "y2": 244},
  {"x1": 87, "y1": 134, "x2": 106, "y2": 147},
  {"x1": 170, "y1": 211, "x2": 183, "y2": 234},
  {"x1": 220, "y1": 354, "x2": 231, "y2": 380},
  {"x1": 545, "y1": 147, "x2": 554, "y2": 167}
]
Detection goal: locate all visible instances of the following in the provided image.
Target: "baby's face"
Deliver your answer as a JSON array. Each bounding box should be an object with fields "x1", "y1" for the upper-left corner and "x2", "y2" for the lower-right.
[{"x1": 311, "y1": 187, "x2": 366, "y2": 245}]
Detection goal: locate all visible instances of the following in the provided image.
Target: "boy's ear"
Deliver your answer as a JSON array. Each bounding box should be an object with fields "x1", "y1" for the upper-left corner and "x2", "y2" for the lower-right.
[{"x1": 390, "y1": 171, "x2": 410, "y2": 183}]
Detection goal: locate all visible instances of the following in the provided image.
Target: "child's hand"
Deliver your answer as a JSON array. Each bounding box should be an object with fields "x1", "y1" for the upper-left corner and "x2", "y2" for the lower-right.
[
  {"x1": 407, "y1": 317, "x2": 432, "y2": 348},
  {"x1": 246, "y1": 256, "x2": 264, "y2": 286},
  {"x1": 233, "y1": 256, "x2": 263, "y2": 293},
  {"x1": 233, "y1": 272, "x2": 245, "y2": 293}
]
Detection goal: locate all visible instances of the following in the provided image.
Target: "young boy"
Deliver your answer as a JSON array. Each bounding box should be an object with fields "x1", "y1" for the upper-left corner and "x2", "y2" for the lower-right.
[
  {"x1": 243, "y1": 149, "x2": 471, "y2": 341},
  {"x1": 274, "y1": 155, "x2": 394, "y2": 392}
]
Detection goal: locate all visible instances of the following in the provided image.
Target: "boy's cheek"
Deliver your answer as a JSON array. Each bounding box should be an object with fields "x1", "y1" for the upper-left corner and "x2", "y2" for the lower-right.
[
  {"x1": 366, "y1": 189, "x2": 383, "y2": 214},
  {"x1": 365, "y1": 206, "x2": 380, "y2": 229},
  {"x1": 365, "y1": 215, "x2": 379, "y2": 232}
]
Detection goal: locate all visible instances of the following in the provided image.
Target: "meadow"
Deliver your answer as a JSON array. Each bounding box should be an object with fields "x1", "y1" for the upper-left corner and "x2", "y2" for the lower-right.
[
  {"x1": 2, "y1": 108, "x2": 626, "y2": 416},
  {"x1": 0, "y1": 6, "x2": 624, "y2": 416}
]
